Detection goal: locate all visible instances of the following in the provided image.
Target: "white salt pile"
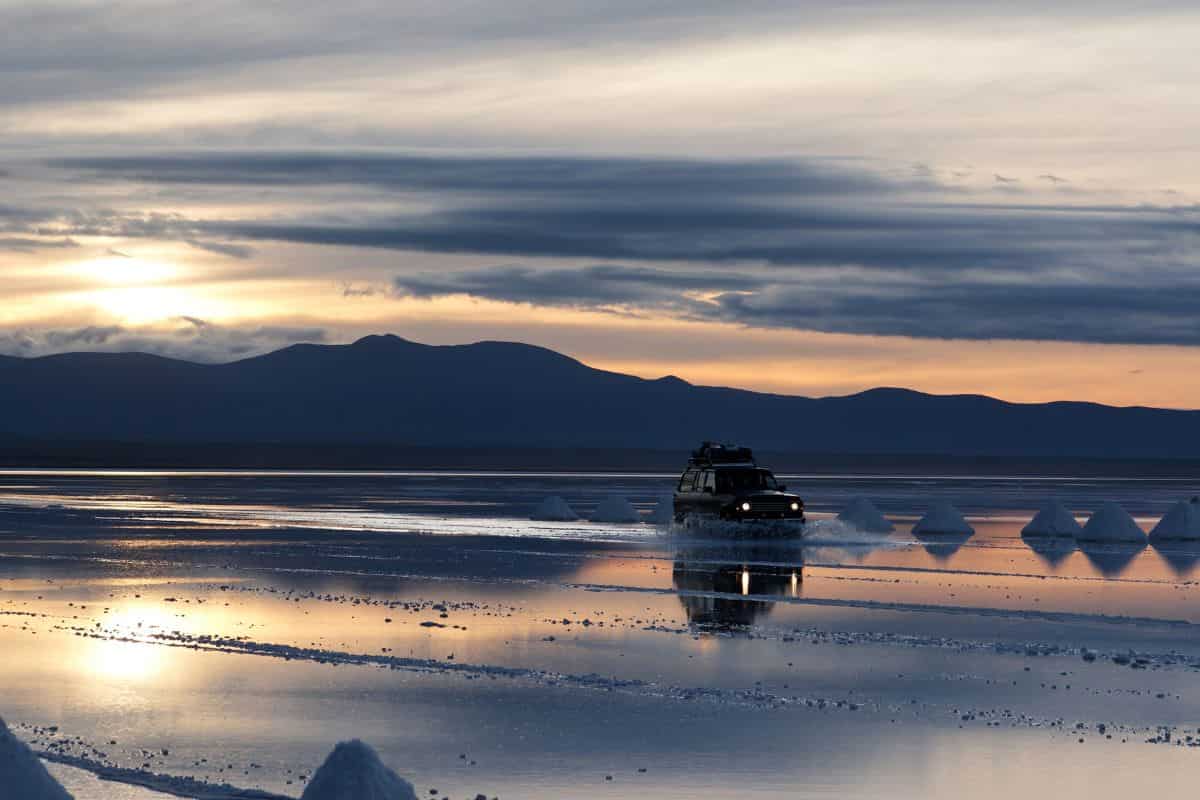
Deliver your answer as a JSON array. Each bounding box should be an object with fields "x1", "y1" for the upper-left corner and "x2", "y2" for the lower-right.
[
  {"x1": 530, "y1": 495, "x2": 579, "y2": 521},
  {"x1": 1078, "y1": 501, "x2": 1146, "y2": 543},
  {"x1": 0, "y1": 716, "x2": 74, "y2": 800},
  {"x1": 836, "y1": 496, "x2": 894, "y2": 533},
  {"x1": 301, "y1": 739, "x2": 417, "y2": 800},
  {"x1": 1021, "y1": 499, "x2": 1082, "y2": 538},
  {"x1": 1149, "y1": 497, "x2": 1200, "y2": 542},
  {"x1": 649, "y1": 495, "x2": 676, "y2": 525},
  {"x1": 912, "y1": 502, "x2": 974, "y2": 536},
  {"x1": 591, "y1": 495, "x2": 642, "y2": 524}
]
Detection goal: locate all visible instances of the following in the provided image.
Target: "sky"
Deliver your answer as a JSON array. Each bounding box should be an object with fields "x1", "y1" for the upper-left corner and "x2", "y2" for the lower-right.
[{"x1": 2, "y1": 0, "x2": 1199, "y2": 407}]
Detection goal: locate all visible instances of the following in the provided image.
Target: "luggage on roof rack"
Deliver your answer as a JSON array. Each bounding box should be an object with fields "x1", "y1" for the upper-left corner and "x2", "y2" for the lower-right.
[{"x1": 689, "y1": 441, "x2": 755, "y2": 466}]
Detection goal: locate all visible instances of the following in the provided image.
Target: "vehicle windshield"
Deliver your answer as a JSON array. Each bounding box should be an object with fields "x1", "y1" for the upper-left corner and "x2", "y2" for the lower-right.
[{"x1": 716, "y1": 468, "x2": 778, "y2": 493}]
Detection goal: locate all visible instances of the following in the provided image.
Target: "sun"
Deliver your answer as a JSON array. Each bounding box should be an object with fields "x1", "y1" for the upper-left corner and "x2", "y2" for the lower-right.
[
  {"x1": 62, "y1": 255, "x2": 222, "y2": 324},
  {"x1": 88, "y1": 285, "x2": 218, "y2": 324},
  {"x1": 68, "y1": 256, "x2": 179, "y2": 286}
]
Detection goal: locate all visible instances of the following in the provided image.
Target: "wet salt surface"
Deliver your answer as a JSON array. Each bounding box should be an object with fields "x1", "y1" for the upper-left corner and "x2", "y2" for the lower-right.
[{"x1": 2, "y1": 470, "x2": 1200, "y2": 799}]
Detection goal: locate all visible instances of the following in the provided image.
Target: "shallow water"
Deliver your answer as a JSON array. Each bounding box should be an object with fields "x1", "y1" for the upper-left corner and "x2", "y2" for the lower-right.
[{"x1": 2, "y1": 469, "x2": 1199, "y2": 799}]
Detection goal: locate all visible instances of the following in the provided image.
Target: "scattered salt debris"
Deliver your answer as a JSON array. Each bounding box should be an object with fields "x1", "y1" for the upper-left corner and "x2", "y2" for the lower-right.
[
  {"x1": 1021, "y1": 499, "x2": 1083, "y2": 538},
  {"x1": 649, "y1": 495, "x2": 676, "y2": 525},
  {"x1": 530, "y1": 496, "x2": 579, "y2": 522},
  {"x1": 912, "y1": 502, "x2": 974, "y2": 536},
  {"x1": 836, "y1": 497, "x2": 894, "y2": 533},
  {"x1": 301, "y1": 740, "x2": 417, "y2": 800},
  {"x1": 591, "y1": 495, "x2": 641, "y2": 524},
  {"x1": 1078, "y1": 502, "x2": 1146, "y2": 543},
  {"x1": 1149, "y1": 497, "x2": 1200, "y2": 542},
  {"x1": 0, "y1": 715, "x2": 74, "y2": 800}
]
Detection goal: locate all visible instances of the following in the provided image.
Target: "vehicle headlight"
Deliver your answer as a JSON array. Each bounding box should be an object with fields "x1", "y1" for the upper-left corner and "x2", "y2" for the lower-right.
[
  {"x1": 741, "y1": 502, "x2": 751, "y2": 512},
  {"x1": 791, "y1": 502, "x2": 800, "y2": 511}
]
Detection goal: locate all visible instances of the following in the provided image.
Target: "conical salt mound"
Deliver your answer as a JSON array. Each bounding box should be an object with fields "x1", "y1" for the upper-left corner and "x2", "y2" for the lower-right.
[
  {"x1": 530, "y1": 496, "x2": 579, "y2": 521},
  {"x1": 591, "y1": 495, "x2": 641, "y2": 523},
  {"x1": 912, "y1": 502, "x2": 974, "y2": 536},
  {"x1": 0, "y1": 716, "x2": 74, "y2": 800},
  {"x1": 836, "y1": 497, "x2": 894, "y2": 533},
  {"x1": 1149, "y1": 497, "x2": 1200, "y2": 542},
  {"x1": 1078, "y1": 502, "x2": 1146, "y2": 543},
  {"x1": 301, "y1": 740, "x2": 417, "y2": 800},
  {"x1": 1021, "y1": 500, "x2": 1082, "y2": 538}
]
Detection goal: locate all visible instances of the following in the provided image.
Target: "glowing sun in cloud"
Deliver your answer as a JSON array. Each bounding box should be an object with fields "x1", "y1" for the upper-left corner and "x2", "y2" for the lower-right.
[
  {"x1": 68, "y1": 256, "x2": 180, "y2": 286},
  {"x1": 61, "y1": 255, "x2": 223, "y2": 324},
  {"x1": 87, "y1": 286, "x2": 221, "y2": 324}
]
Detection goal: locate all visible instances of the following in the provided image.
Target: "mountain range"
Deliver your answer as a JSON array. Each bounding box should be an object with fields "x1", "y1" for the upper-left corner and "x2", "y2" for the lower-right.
[{"x1": 1, "y1": 334, "x2": 1198, "y2": 461}]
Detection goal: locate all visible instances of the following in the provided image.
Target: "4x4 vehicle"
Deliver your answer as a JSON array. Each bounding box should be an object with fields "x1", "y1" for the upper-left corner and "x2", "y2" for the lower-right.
[{"x1": 673, "y1": 442, "x2": 805, "y2": 523}]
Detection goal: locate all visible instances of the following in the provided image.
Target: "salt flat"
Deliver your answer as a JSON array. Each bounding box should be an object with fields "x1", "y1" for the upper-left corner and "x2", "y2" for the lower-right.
[{"x1": 1, "y1": 470, "x2": 1198, "y2": 799}]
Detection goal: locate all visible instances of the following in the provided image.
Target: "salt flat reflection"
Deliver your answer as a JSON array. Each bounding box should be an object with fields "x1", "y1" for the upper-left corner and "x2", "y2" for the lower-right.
[
  {"x1": 1076, "y1": 541, "x2": 1147, "y2": 577},
  {"x1": 1020, "y1": 532, "x2": 1077, "y2": 570},
  {"x1": 1021, "y1": 534, "x2": 1200, "y2": 578},
  {"x1": 911, "y1": 529, "x2": 974, "y2": 561},
  {"x1": 672, "y1": 546, "x2": 803, "y2": 628},
  {"x1": 1151, "y1": 544, "x2": 1200, "y2": 577}
]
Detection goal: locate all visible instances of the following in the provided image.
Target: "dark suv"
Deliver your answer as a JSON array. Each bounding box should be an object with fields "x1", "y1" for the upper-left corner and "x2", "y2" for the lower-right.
[{"x1": 673, "y1": 442, "x2": 805, "y2": 523}]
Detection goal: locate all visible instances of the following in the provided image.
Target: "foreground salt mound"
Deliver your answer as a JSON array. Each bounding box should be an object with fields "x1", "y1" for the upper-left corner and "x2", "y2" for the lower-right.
[
  {"x1": 591, "y1": 495, "x2": 641, "y2": 523},
  {"x1": 836, "y1": 496, "x2": 894, "y2": 533},
  {"x1": 1149, "y1": 497, "x2": 1200, "y2": 542},
  {"x1": 301, "y1": 740, "x2": 417, "y2": 800},
  {"x1": 0, "y1": 716, "x2": 74, "y2": 800},
  {"x1": 912, "y1": 502, "x2": 974, "y2": 536},
  {"x1": 530, "y1": 495, "x2": 579, "y2": 521},
  {"x1": 1078, "y1": 502, "x2": 1145, "y2": 543},
  {"x1": 1021, "y1": 499, "x2": 1082, "y2": 538}
]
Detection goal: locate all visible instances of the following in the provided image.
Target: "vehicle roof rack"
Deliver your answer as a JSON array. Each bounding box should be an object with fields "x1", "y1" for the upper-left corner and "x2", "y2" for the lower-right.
[{"x1": 689, "y1": 441, "x2": 756, "y2": 467}]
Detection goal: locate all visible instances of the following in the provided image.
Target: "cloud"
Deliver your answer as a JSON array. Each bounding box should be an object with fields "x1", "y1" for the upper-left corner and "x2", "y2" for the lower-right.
[
  {"x1": 200, "y1": 199, "x2": 1197, "y2": 275},
  {"x1": 6, "y1": 1, "x2": 1175, "y2": 108},
  {"x1": 46, "y1": 151, "x2": 1196, "y2": 269},
  {"x1": 42, "y1": 325, "x2": 126, "y2": 348},
  {"x1": 339, "y1": 281, "x2": 384, "y2": 297},
  {"x1": 0, "y1": 320, "x2": 327, "y2": 363},
  {"x1": 393, "y1": 264, "x2": 749, "y2": 309},
  {"x1": 0, "y1": 236, "x2": 78, "y2": 252},
  {"x1": 183, "y1": 238, "x2": 254, "y2": 259},
  {"x1": 51, "y1": 151, "x2": 922, "y2": 197},
  {"x1": 18, "y1": 151, "x2": 1200, "y2": 347},
  {"x1": 393, "y1": 263, "x2": 1200, "y2": 346}
]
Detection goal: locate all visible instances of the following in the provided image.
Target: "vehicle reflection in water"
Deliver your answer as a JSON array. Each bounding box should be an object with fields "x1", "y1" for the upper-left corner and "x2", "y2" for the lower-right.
[{"x1": 672, "y1": 546, "x2": 803, "y2": 628}]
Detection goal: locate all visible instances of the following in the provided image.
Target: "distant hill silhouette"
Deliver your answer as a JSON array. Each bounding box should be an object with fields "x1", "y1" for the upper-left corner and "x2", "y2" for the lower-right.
[{"x1": 0, "y1": 334, "x2": 1198, "y2": 459}]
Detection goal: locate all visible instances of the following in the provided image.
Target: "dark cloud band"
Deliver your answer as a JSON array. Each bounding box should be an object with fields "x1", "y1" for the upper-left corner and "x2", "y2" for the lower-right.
[
  {"x1": 392, "y1": 263, "x2": 1200, "y2": 346},
  {"x1": 28, "y1": 151, "x2": 1200, "y2": 346}
]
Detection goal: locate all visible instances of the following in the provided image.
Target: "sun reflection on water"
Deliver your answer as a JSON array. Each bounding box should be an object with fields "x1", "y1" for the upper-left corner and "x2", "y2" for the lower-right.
[
  {"x1": 82, "y1": 605, "x2": 179, "y2": 683},
  {"x1": 87, "y1": 638, "x2": 167, "y2": 682}
]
